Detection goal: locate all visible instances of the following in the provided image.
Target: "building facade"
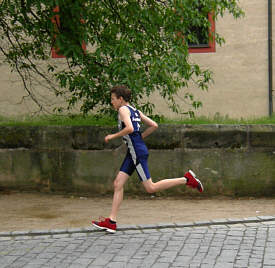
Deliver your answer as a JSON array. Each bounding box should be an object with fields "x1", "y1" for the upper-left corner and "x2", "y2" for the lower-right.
[
  {"x1": 153, "y1": 0, "x2": 275, "y2": 119},
  {"x1": 0, "y1": 1, "x2": 274, "y2": 119}
]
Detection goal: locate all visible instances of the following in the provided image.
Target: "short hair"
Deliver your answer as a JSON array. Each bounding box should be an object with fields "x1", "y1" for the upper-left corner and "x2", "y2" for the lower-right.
[{"x1": 110, "y1": 85, "x2": 131, "y2": 102}]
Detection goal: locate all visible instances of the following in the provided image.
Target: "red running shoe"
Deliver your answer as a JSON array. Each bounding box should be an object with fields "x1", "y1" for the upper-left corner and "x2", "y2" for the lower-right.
[
  {"x1": 92, "y1": 217, "x2": 117, "y2": 233},
  {"x1": 184, "y1": 170, "x2": 204, "y2": 193}
]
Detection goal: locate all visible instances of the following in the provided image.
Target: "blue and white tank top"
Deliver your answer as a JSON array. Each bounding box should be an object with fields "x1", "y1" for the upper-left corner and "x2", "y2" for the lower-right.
[{"x1": 118, "y1": 105, "x2": 148, "y2": 158}]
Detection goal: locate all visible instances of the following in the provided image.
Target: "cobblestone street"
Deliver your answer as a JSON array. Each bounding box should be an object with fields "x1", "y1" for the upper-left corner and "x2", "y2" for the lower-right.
[{"x1": 1, "y1": 217, "x2": 275, "y2": 267}]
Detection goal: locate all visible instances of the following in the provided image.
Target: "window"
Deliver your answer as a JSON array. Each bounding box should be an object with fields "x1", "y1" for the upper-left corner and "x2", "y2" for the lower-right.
[
  {"x1": 188, "y1": 12, "x2": 215, "y2": 53},
  {"x1": 51, "y1": 6, "x2": 65, "y2": 58},
  {"x1": 51, "y1": 6, "x2": 86, "y2": 58}
]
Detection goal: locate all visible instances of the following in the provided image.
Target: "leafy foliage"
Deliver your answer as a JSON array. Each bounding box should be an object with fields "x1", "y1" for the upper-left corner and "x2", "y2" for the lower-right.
[{"x1": 0, "y1": 0, "x2": 244, "y2": 116}]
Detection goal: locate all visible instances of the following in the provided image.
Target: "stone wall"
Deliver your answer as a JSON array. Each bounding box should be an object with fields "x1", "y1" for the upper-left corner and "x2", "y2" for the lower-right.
[{"x1": 0, "y1": 125, "x2": 275, "y2": 197}]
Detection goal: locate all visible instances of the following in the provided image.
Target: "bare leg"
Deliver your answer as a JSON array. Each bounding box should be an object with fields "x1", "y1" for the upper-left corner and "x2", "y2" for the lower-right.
[
  {"x1": 109, "y1": 171, "x2": 129, "y2": 222},
  {"x1": 142, "y1": 177, "x2": 187, "y2": 193}
]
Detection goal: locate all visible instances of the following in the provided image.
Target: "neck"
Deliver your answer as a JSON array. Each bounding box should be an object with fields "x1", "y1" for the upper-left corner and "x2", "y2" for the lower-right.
[{"x1": 119, "y1": 101, "x2": 129, "y2": 109}]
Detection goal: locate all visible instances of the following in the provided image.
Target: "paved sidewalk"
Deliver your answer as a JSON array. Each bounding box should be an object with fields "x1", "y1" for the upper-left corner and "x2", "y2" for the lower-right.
[{"x1": 1, "y1": 216, "x2": 275, "y2": 268}]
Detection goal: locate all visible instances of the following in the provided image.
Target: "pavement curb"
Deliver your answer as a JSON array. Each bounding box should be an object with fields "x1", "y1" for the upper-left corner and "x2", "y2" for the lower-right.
[{"x1": 1, "y1": 215, "x2": 275, "y2": 238}]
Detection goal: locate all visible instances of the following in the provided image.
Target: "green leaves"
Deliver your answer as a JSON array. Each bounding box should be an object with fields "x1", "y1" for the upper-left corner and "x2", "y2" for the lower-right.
[{"x1": 0, "y1": 0, "x2": 243, "y2": 116}]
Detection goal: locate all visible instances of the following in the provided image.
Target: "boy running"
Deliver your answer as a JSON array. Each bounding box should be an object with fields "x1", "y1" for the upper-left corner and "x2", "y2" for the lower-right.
[{"x1": 92, "y1": 85, "x2": 203, "y2": 233}]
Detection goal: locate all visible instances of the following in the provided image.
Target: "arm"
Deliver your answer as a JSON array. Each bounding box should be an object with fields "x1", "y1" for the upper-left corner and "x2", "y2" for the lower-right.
[
  {"x1": 104, "y1": 106, "x2": 134, "y2": 143},
  {"x1": 139, "y1": 111, "x2": 158, "y2": 139}
]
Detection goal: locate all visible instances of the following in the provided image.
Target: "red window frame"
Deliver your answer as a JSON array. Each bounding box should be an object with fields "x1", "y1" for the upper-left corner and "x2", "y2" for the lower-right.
[
  {"x1": 188, "y1": 12, "x2": 215, "y2": 53},
  {"x1": 51, "y1": 6, "x2": 86, "y2": 58}
]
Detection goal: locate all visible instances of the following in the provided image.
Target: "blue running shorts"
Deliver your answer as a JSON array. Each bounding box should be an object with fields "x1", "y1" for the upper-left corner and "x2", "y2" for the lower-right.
[{"x1": 120, "y1": 151, "x2": 151, "y2": 181}]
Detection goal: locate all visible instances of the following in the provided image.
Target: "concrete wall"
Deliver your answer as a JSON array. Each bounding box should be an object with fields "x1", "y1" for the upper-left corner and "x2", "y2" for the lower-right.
[
  {"x1": 0, "y1": 0, "x2": 274, "y2": 119},
  {"x1": 0, "y1": 125, "x2": 275, "y2": 197}
]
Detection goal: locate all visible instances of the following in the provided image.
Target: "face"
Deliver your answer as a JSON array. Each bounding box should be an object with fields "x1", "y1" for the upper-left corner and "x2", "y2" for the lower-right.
[{"x1": 111, "y1": 93, "x2": 123, "y2": 110}]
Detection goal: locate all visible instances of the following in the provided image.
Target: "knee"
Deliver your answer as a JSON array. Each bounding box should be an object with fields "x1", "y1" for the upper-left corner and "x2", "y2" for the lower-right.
[
  {"x1": 144, "y1": 184, "x2": 156, "y2": 194},
  {"x1": 113, "y1": 179, "x2": 123, "y2": 191}
]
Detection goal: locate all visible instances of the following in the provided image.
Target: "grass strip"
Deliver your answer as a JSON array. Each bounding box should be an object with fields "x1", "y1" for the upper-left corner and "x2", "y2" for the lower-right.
[{"x1": 0, "y1": 114, "x2": 274, "y2": 126}]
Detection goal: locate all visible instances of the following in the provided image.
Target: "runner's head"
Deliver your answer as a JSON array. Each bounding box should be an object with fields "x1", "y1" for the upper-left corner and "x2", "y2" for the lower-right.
[{"x1": 110, "y1": 85, "x2": 131, "y2": 102}]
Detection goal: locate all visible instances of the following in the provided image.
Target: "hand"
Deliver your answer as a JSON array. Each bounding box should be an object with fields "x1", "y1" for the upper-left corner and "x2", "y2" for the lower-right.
[{"x1": 104, "y1": 134, "x2": 114, "y2": 143}]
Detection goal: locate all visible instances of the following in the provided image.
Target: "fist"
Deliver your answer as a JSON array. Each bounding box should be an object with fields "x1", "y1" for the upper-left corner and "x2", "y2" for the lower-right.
[{"x1": 104, "y1": 134, "x2": 113, "y2": 143}]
